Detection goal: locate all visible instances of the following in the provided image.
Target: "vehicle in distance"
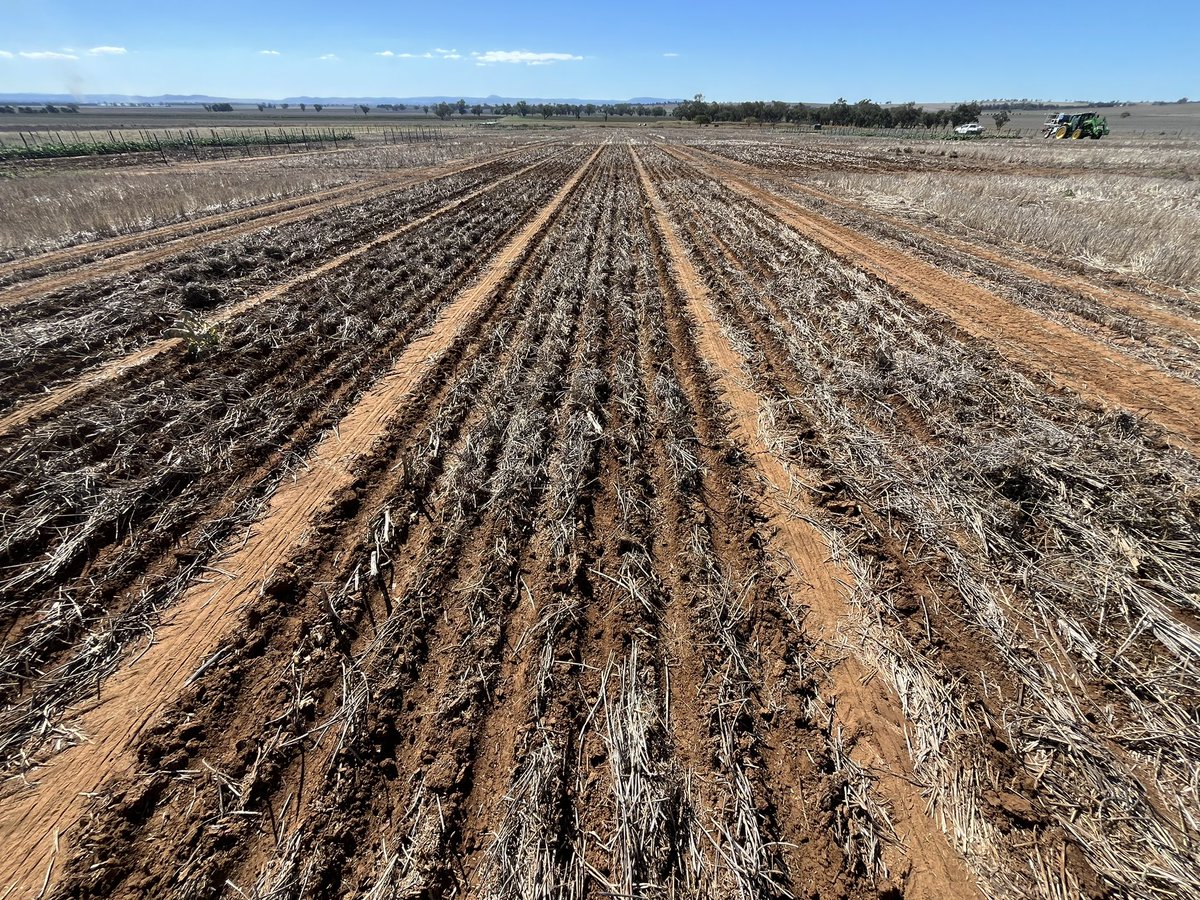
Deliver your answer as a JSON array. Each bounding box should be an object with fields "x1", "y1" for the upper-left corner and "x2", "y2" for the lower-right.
[
  {"x1": 954, "y1": 122, "x2": 984, "y2": 135},
  {"x1": 1042, "y1": 111, "x2": 1110, "y2": 139}
]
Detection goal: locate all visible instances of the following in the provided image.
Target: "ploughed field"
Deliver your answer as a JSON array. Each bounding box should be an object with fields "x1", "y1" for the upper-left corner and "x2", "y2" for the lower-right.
[{"x1": 1, "y1": 135, "x2": 1199, "y2": 900}]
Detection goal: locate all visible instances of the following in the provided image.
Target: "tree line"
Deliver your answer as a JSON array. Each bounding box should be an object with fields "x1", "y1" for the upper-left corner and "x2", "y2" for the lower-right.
[
  {"x1": 0, "y1": 104, "x2": 81, "y2": 115},
  {"x1": 671, "y1": 95, "x2": 984, "y2": 128},
  {"x1": 426, "y1": 100, "x2": 669, "y2": 120}
]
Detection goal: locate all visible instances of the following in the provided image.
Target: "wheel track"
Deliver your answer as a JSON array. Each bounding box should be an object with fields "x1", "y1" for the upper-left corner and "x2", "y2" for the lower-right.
[
  {"x1": 0, "y1": 143, "x2": 546, "y2": 302},
  {"x1": 632, "y1": 146, "x2": 983, "y2": 900},
  {"x1": 0, "y1": 145, "x2": 602, "y2": 900},
  {"x1": 0, "y1": 151, "x2": 564, "y2": 440},
  {"x1": 631, "y1": 165, "x2": 882, "y2": 897},
  {"x1": 664, "y1": 145, "x2": 1200, "y2": 450}
]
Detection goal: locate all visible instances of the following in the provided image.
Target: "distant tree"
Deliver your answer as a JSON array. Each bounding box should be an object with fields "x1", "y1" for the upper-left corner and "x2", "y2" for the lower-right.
[
  {"x1": 992, "y1": 110, "x2": 1010, "y2": 130},
  {"x1": 650, "y1": 105, "x2": 666, "y2": 117},
  {"x1": 434, "y1": 101, "x2": 454, "y2": 120},
  {"x1": 539, "y1": 103, "x2": 554, "y2": 119},
  {"x1": 764, "y1": 100, "x2": 789, "y2": 124},
  {"x1": 471, "y1": 103, "x2": 484, "y2": 116},
  {"x1": 359, "y1": 104, "x2": 370, "y2": 114},
  {"x1": 422, "y1": 104, "x2": 430, "y2": 115},
  {"x1": 281, "y1": 103, "x2": 290, "y2": 109},
  {"x1": 949, "y1": 102, "x2": 981, "y2": 126},
  {"x1": 694, "y1": 113, "x2": 711, "y2": 126},
  {"x1": 313, "y1": 103, "x2": 323, "y2": 111},
  {"x1": 584, "y1": 102, "x2": 597, "y2": 116},
  {"x1": 455, "y1": 98, "x2": 467, "y2": 116},
  {"x1": 397, "y1": 103, "x2": 407, "y2": 111},
  {"x1": 1178, "y1": 97, "x2": 1190, "y2": 104},
  {"x1": 299, "y1": 103, "x2": 307, "y2": 111},
  {"x1": 257, "y1": 103, "x2": 266, "y2": 112},
  {"x1": 515, "y1": 100, "x2": 529, "y2": 117},
  {"x1": 890, "y1": 101, "x2": 921, "y2": 127}
]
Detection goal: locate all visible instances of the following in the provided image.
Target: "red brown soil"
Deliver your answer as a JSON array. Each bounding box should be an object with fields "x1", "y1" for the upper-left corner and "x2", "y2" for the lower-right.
[
  {"x1": 0, "y1": 147, "x2": 602, "y2": 897},
  {"x1": 666, "y1": 146, "x2": 1200, "y2": 450},
  {"x1": 2, "y1": 136, "x2": 1195, "y2": 900},
  {"x1": 634, "y1": 148, "x2": 981, "y2": 900}
]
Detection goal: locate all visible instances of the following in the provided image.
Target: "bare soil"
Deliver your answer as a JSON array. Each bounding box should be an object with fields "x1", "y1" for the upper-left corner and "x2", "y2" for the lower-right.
[{"x1": 1, "y1": 134, "x2": 1196, "y2": 900}]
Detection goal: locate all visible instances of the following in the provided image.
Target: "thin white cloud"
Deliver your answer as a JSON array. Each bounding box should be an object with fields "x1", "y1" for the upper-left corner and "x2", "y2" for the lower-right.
[
  {"x1": 88, "y1": 46, "x2": 127, "y2": 56},
  {"x1": 0, "y1": 51, "x2": 13, "y2": 59},
  {"x1": 433, "y1": 48, "x2": 456, "y2": 55},
  {"x1": 472, "y1": 50, "x2": 582, "y2": 65},
  {"x1": 259, "y1": 49, "x2": 281, "y2": 56},
  {"x1": 375, "y1": 50, "x2": 394, "y2": 57},
  {"x1": 663, "y1": 52, "x2": 680, "y2": 57},
  {"x1": 442, "y1": 53, "x2": 461, "y2": 59},
  {"x1": 19, "y1": 50, "x2": 79, "y2": 61},
  {"x1": 318, "y1": 53, "x2": 339, "y2": 61}
]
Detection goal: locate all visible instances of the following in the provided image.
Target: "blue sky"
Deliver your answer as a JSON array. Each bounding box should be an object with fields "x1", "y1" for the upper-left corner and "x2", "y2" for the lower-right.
[{"x1": 1, "y1": 0, "x2": 1196, "y2": 101}]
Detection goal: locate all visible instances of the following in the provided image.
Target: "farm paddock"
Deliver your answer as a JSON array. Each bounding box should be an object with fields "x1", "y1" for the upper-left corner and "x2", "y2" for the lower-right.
[{"x1": 1, "y1": 131, "x2": 1198, "y2": 900}]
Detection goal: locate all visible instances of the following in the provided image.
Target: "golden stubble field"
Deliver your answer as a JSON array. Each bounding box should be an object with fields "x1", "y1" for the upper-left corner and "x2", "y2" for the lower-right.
[{"x1": 1, "y1": 129, "x2": 1198, "y2": 900}]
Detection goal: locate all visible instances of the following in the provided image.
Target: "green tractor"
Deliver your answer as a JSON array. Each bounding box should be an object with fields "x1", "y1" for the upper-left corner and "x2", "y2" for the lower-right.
[{"x1": 1043, "y1": 111, "x2": 1109, "y2": 140}]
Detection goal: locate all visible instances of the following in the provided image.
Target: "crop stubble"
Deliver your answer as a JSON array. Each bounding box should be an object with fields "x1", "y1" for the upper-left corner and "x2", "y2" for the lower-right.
[{"x1": 0, "y1": 136, "x2": 1197, "y2": 900}]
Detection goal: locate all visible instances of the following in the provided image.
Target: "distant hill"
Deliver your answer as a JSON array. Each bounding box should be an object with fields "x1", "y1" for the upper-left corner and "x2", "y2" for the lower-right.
[{"x1": 0, "y1": 92, "x2": 682, "y2": 107}]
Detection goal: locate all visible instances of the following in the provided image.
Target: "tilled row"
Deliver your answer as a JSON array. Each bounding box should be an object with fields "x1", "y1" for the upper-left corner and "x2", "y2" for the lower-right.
[
  {"x1": 0, "y1": 148, "x2": 594, "y2": 781},
  {"x1": 0, "y1": 143, "x2": 605, "y2": 899},
  {"x1": 45, "y1": 145, "x2": 620, "y2": 899},
  {"x1": 17, "y1": 146, "x2": 918, "y2": 900},
  {"x1": 676, "y1": 145, "x2": 1200, "y2": 381},
  {"x1": 0, "y1": 143, "x2": 544, "y2": 290},
  {"x1": 0, "y1": 144, "x2": 563, "y2": 407},
  {"x1": 642, "y1": 144, "x2": 1200, "y2": 899}
]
